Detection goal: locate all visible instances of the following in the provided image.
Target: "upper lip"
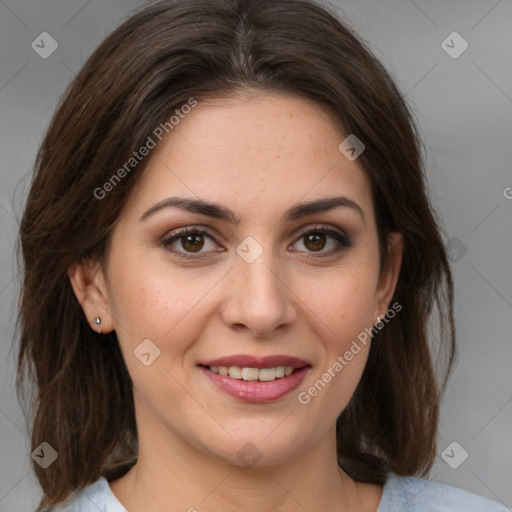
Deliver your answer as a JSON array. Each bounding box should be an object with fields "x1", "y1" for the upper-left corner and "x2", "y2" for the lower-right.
[{"x1": 199, "y1": 355, "x2": 311, "y2": 369}]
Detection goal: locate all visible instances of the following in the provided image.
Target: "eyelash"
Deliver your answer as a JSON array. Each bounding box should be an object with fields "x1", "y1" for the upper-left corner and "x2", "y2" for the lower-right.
[{"x1": 161, "y1": 225, "x2": 352, "y2": 260}]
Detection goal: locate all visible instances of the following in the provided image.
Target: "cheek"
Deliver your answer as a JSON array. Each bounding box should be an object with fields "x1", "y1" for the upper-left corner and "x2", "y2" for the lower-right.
[
  {"x1": 106, "y1": 251, "x2": 219, "y2": 358},
  {"x1": 293, "y1": 262, "x2": 379, "y2": 343},
  {"x1": 106, "y1": 265, "x2": 211, "y2": 412},
  {"x1": 291, "y1": 261, "x2": 377, "y2": 409}
]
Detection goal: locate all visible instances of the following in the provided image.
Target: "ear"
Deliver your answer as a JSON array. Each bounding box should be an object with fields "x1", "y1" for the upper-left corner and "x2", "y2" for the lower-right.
[
  {"x1": 373, "y1": 232, "x2": 403, "y2": 319},
  {"x1": 67, "y1": 258, "x2": 115, "y2": 334}
]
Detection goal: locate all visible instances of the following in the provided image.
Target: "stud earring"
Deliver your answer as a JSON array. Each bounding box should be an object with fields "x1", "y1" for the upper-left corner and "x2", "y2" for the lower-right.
[{"x1": 93, "y1": 316, "x2": 101, "y2": 334}]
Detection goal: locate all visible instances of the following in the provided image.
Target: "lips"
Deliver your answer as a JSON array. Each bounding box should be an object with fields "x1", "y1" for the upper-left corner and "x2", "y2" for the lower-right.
[
  {"x1": 200, "y1": 355, "x2": 310, "y2": 369},
  {"x1": 198, "y1": 354, "x2": 311, "y2": 403}
]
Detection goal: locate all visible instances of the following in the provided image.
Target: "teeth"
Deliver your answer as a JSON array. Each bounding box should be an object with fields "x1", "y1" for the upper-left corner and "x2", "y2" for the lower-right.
[
  {"x1": 229, "y1": 366, "x2": 242, "y2": 379},
  {"x1": 211, "y1": 365, "x2": 295, "y2": 381},
  {"x1": 259, "y1": 368, "x2": 276, "y2": 381},
  {"x1": 241, "y1": 367, "x2": 259, "y2": 381}
]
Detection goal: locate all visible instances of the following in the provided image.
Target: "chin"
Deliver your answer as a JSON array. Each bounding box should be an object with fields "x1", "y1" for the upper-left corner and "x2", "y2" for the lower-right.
[{"x1": 195, "y1": 420, "x2": 319, "y2": 469}]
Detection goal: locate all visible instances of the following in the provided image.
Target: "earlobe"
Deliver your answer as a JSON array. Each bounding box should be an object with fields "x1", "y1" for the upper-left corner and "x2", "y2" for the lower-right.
[
  {"x1": 67, "y1": 259, "x2": 114, "y2": 334},
  {"x1": 375, "y1": 232, "x2": 403, "y2": 319}
]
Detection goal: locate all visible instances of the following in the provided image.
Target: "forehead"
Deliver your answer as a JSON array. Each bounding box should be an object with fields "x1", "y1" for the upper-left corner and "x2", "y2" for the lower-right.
[{"x1": 123, "y1": 93, "x2": 374, "y2": 224}]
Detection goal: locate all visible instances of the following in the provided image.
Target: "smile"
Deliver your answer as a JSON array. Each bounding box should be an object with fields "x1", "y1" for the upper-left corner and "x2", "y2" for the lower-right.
[
  {"x1": 198, "y1": 355, "x2": 311, "y2": 403},
  {"x1": 209, "y1": 365, "x2": 294, "y2": 381}
]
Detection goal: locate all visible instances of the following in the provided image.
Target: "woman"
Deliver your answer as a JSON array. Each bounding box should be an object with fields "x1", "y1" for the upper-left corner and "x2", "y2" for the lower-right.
[{"x1": 16, "y1": 0, "x2": 507, "y2": 511}]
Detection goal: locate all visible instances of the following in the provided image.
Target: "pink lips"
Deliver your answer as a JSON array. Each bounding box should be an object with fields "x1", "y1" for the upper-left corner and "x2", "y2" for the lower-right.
[
  {"x1": 200, "y1": 355, "x2": 310, "y2": 369},
  {"x1": 198, "y1": 354, "x2": 311, "y2": 403}
]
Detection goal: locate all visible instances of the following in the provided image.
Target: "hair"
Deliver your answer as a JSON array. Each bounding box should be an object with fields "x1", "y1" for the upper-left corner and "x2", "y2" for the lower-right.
[{"x1": 16, "y1": 0, "x2": 456, "y2": 509}]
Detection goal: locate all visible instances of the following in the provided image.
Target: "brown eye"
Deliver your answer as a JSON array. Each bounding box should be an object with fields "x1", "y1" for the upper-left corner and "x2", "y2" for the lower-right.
[
  {"x1": 162, "y1": 228, "x2": 220, "y2": 258},
  {"x1": 304, "y1": 232, "x2": 326, "y2": 251},
  {"x1": 181, "y1": 234, "x2": 205, "y2": 252},
  {"x1": 290, "y1": 226, "x2": 352, "y2": 256}
]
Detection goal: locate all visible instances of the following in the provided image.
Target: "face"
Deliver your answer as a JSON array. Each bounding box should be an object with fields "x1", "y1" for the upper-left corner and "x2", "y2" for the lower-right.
[{"x1": 71, "y1": 92, "x2": 402, "y2": 468}]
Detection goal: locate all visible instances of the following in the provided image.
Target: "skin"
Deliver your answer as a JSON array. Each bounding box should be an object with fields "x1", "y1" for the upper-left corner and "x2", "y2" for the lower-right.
[{"x1": 69, "y1": 91, "x2": 403, "y2": 512}]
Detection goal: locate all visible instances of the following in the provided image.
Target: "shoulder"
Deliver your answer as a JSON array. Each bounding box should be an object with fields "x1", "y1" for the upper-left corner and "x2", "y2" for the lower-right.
[
  {"x1": 49, "y1": 477, "x2": 126, "y2": 512},
  {"x1": 378, "y1": 473, "x2": 508, "y2": 512}
]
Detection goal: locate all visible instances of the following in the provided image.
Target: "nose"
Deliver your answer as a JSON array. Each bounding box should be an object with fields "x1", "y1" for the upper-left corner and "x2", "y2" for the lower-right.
[{"x1": 220, "y1": 252, "x2": 298, "y2": 338}]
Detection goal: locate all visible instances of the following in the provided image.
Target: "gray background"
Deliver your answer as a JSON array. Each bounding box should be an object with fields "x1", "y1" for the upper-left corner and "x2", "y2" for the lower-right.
[{"x1": 1, "y1": 0, "x2": 511, "y2": 510}]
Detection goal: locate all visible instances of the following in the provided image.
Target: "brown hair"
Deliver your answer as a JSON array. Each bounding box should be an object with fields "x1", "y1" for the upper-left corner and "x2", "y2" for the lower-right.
[{"x1": 16, "y1": 0, "x2": 456, "y2": 509}]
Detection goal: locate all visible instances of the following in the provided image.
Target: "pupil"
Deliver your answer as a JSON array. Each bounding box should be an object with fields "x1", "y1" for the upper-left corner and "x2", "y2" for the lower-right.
[
  {"x1": 305, "y1": 233, "x2": 325, "y2": 251},
  {"x1": 182, "y1": 234, "x2": 204, "y2": 252}
]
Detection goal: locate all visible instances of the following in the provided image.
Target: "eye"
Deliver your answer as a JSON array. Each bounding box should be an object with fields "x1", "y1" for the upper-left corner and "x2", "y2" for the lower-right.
[
  {"x1": 290, "y1": 226, "x2": 352, "y2": 256},
  {"x1": 162, "y1": 225, "x2": 352, "y2": 259},
  {"x1": 162, "y1": 227, "x2": 222, "y2": 258}
]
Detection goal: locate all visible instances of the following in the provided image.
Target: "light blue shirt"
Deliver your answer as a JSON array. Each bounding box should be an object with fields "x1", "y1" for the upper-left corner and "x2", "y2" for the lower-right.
[{"x1": 52, "y1": 472, "x2": 508, "y2": 511}]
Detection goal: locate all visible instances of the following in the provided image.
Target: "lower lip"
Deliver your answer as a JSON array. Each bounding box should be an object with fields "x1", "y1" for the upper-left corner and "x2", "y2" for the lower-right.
[{"x1": 200, "y1": 366, "x2": 309, "y2": 403}]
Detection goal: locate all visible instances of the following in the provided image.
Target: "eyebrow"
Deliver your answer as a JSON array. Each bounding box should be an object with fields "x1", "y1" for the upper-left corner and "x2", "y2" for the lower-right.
[{"x1": 139, "y1": 196, "x2": 366, "y2": 226}]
